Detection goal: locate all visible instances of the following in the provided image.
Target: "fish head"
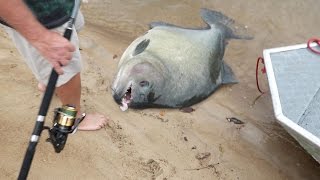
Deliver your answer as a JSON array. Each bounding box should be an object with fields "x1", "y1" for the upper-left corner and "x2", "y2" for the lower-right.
[{"x1": 112, "y1": 57, "x2": 166, "y2": 110}]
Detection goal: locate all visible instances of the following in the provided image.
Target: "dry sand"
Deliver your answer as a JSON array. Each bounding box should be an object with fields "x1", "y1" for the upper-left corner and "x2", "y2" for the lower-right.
[{"x1": 1, "y1": 0, "x2": 320, "y2": 179}]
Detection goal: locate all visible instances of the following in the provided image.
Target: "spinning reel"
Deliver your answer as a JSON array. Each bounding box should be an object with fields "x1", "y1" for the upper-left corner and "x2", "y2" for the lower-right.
[{"x1": 44, "y1": 105, "x2": 85, "y2": 153}]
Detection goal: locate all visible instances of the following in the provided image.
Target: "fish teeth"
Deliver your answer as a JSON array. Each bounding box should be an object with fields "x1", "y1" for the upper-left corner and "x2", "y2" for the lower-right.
[
  {"x1": 120, "y1": 97, "x2": 129, "y2": 111},
  {"x1": 120, "y1": 104, "x2": 128, "y2": 111}
]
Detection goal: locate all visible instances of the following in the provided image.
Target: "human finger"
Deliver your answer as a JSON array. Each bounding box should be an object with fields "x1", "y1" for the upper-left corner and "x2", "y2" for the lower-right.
[
  {"x1": 52, "y1": 62, "x2": 64, "y2": 75},
  {"x1": 64, "y1": 41, "x2": 75, "y2": 52},
  {"x1": 60, "y1": 52, "x2": 73, "y2": 65},
  {"x1": 52, "y1": 31, "x2": 75, "y2": 52},
  {"x1": 65, "y1": 51, "x2": 73, "y2": 60},
  {"x1": 59, "y1": 59, "x2": 70, "y2": 66}
]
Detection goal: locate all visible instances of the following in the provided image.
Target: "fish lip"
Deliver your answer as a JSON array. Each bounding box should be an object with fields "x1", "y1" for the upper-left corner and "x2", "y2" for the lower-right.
[
  {"x1": 112, "y1": 82, "x2": 133, "y2": 105},
  {"x1": 118, "y1": 84, "x2": 133, "y2": 111}
]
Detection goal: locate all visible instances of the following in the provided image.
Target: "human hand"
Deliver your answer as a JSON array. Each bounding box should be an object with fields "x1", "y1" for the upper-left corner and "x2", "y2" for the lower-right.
[{"x1": 30, "y1": 30, "x2": 76, "y2": 74}]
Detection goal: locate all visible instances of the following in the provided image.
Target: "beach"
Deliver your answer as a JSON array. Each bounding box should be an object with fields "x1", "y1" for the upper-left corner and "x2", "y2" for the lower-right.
[{"x1": 1, "y1": 0, "x2": 320, "y2": 179}]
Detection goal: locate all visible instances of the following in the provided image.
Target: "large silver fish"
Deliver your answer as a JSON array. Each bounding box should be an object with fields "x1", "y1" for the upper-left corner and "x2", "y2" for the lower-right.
[{"x1": 112, "y1": 8, "x2": 252, "y2": 110}]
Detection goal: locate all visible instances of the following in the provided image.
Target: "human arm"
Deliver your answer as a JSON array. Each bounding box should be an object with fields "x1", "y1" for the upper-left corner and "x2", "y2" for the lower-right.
[{"x1": 0, "y1": 0, "x2": 75, "y2": 74}]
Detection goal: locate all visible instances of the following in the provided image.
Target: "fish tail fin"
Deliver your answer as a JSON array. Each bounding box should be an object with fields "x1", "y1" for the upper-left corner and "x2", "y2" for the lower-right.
[
  {"x1": 222, "y1": 62, "x2": 238, "y2": 84},
  {"x1": 200, "y1": 8, "x2": 253, "y2": 40}
]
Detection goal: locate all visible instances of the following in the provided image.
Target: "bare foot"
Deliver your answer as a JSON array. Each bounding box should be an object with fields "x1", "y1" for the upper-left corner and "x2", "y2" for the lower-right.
[
  {"x1": 38, "y1": 83, "x2": 46, "y2": 92},
  {"x1": 77, "y1": 113, "x2": 109, "y2": 131}
]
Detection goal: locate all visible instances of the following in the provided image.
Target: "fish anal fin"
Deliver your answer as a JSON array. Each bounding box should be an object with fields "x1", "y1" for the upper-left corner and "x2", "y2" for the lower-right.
[{"x1": 222, "y1": 62, "x2": 238, "y2": 84}]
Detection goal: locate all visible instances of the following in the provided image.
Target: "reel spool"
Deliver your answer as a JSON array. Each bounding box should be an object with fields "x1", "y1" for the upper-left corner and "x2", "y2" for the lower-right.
[
  {"x1": 45, "y1": 104, "x2": 85, "y2": 153},
  {"x1": 54, "y1": 105, "x2": 77, "y2": 132}
]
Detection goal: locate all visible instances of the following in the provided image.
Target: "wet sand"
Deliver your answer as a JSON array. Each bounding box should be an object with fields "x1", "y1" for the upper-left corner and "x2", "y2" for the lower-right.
[{"x1": 1, "y1": 0, "x2": 320, "y2": 179}]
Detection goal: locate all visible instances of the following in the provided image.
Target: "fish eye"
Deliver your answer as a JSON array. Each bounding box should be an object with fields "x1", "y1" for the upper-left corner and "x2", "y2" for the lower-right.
[{"x1": 139, "y1": 81, "x2": 149, "y2": 87}]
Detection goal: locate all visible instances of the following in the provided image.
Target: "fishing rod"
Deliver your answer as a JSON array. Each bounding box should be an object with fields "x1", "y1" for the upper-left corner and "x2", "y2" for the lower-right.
[{"x1": 18, "y1": 1, "x2": 83, "y2": 179}]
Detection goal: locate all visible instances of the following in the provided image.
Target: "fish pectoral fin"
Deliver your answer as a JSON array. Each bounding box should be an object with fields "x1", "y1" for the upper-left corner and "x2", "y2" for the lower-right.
[
  {"x1": 133, "y1": 39, "x2": 150, "y2": 56},
  {"x1": 222, "y1": 62, "x2": 238, "y2": 84}
]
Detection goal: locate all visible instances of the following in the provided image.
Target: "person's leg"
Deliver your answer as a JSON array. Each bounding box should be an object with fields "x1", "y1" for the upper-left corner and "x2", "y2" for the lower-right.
[
  {"x1": 4, "y1": 12, "x2": 108, "y2": 130},
  {"x1": 55, "y1": 73, "x2": 108, "y2": 131}
]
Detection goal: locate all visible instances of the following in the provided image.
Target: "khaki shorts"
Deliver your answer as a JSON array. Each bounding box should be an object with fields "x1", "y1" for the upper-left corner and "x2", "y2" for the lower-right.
[{"x1": 2, "y1": 11, "x2": 85, "y2": 87}]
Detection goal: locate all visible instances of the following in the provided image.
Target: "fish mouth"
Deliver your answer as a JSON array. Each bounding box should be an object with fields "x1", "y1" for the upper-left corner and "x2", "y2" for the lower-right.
[{"x1": 119, "y1": 85, "x2": 133, "y2": 111}]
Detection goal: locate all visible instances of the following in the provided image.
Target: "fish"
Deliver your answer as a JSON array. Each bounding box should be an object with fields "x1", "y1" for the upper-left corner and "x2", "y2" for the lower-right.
[{"x1": 112, "y1": 8, "x2": 252, "y2": 111}]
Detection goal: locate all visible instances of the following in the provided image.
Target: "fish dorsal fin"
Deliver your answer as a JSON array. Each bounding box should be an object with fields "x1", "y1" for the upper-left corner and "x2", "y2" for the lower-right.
[
  {"x1": 149, "y1": 21, "x2": 206, "y2": 30},
  {"x1": 133, "y1": 39, "x2": 150, "y2": 56},
  {"x1": 149, "y1": 21, "x2": 183, "y2": 29}
]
